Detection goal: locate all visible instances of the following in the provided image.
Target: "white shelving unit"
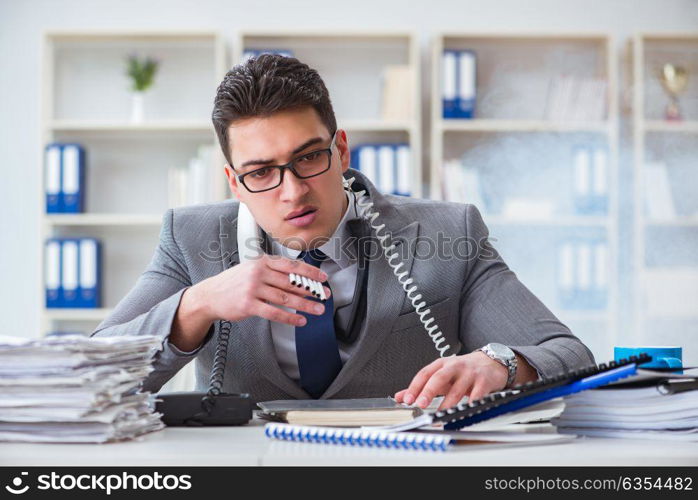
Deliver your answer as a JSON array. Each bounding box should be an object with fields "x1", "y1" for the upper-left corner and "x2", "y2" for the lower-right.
[
  {"x1": 632, "y1": 33, "x2": 698, "y2": 359},
  {"x1": 234, "y1": 29, "x2": 423, "y2": 196},
  {"x1": 40, "y1": 30, "x2": 227, "y2": 336},
  {"x1": 431, "y1": 33, "x2": 619, "y2": 358}
]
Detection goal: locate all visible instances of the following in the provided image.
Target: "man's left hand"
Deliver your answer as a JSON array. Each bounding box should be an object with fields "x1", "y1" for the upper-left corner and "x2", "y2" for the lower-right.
[{"x1": 393, "y1": 351, "x2": 510, "y2": 411}]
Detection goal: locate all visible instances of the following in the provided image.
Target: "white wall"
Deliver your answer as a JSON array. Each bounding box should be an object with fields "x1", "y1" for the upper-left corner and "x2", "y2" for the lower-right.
[{"x1": 1, "y1": 0, "x2": 697, "y2": 352}]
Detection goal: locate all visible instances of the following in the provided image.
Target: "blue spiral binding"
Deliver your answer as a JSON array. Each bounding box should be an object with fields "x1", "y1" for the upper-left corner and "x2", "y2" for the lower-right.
[{"x1": 264, "y1": 423, "x2": 450, "y2": 452}]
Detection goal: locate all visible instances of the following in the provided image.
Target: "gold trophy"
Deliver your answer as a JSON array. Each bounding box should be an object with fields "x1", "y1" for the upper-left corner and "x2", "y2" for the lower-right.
[{"x1": 659, "y1": 64, "x2": 688, "y2": 121}]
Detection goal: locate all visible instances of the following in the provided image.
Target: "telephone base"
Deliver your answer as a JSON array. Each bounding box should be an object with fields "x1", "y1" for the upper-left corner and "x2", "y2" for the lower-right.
[{"x1": 155, "y1": 392, "x2": 254, "y2": 426}]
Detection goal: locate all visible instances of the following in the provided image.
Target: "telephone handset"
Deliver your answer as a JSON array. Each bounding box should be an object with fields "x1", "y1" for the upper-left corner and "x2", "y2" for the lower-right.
[
  {"x1": 154, "y1": 202, "x2": 261, "y2": 426},
  {"x1": 342, "y1": 176, "x2": 452, "y2": 358}
]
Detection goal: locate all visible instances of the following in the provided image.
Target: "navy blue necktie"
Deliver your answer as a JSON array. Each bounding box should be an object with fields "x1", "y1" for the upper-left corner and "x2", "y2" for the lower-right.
[{"x1": 295, "y1": 249, "x2": 342, "y2": 398}]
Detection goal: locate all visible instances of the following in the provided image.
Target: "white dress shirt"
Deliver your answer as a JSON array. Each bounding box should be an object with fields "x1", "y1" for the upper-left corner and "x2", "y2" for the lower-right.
[{"x1": 269, "y1": 189, "x2": 360, "y2": 381}]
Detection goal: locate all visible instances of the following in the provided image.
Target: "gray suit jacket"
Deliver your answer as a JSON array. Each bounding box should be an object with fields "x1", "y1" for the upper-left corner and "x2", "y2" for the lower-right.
[{"x1": 92, "y1": 168, "x2": 595, "y2": 402}]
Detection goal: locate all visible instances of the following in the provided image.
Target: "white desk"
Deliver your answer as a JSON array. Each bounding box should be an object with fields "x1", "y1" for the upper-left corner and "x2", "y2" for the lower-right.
[{"x1": 2, "y1": 418, "x2": 697, "y2": 466}]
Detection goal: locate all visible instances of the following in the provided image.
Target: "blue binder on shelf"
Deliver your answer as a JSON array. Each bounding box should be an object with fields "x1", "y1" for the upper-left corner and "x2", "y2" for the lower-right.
[
  {"x1": 442, "y1": 49, "x2": 477, "y2": 119},
  {"x1": 351, "y1": 144, "x2": 412, "y2": 196},
  {"x1": 442, "y1": 50, "x2": 459, "y2": 118},
  {"x1": 60, "y1": 144, "x2": 86, "y2": 213},
  {"x1": 557, "y1": 238, "x2": 608, "y2": 310},
  {"x1": 45, "y1": 239, "x2": 62, "y2": 308},
  {"x1": 60, "y1": 239, "x2": 80, "y2": 307},
  {"x1": 77, "y1": 238, "x2": 102, "y2": 308},
  {"x1": 590, "y1": 147, "x2": 609, "y2": 214},
  {"x1": 395, "y1": 144, "x2": 411, "y2": 196},
  {"x1": 572, "y1": 145, "x2": 608, "y2": 216},
  {"x1": 46, "y1": 237, "x2": 102, "y2": 309},
  {"x1": 457, "y1": 50, "x2": 476, "y2": 119},
  {"x1": 352, "y1": 144, "x2": 378, "y2": 189},
  {"x1": 44, "y1": 144, "x2": 62, "y2": 213},
  {"x1": 377, "y1": 144, "x2": 395, "y2": 194}
]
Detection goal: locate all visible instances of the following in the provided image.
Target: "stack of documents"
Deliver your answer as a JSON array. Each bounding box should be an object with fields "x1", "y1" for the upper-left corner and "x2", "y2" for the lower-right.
[
  {"x1": 552, "y1": 370, "x2": 698, "y2": 441},
  {"x1": 0, "y1": 335, "x2": 164, "y2": 443}
]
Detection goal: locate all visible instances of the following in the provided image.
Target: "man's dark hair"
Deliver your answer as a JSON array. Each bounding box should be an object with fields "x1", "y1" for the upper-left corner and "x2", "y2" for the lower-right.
[{"x1": 211, "y1": 54, "x2": 337, "y2": 167}]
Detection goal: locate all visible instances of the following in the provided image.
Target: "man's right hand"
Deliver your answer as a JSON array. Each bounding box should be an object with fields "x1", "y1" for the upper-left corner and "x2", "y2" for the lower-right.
[{"x1": 170, "y1": 254, "x2": 331, "y2": 352}]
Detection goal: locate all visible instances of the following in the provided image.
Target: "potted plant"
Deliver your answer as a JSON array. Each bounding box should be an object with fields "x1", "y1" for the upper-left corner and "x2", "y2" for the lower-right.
[{"x1": 126, "y1": 54, "x2": 159, "y2": 123}]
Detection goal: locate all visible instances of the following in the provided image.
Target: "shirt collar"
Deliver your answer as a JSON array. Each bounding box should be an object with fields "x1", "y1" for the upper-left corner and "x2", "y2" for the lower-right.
[{"x1": 271, "y1": 189, "x2": 358, "y2": 269}]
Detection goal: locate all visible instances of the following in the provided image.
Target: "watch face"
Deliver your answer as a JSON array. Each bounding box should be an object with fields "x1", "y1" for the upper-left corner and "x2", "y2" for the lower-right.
[{"x1": 488, "y1": 343, "x2": 515, "y2": 361}]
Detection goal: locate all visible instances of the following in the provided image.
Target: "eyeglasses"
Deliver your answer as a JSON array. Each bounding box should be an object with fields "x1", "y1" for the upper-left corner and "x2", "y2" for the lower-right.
[{"x1": 234, "y1": 132, "x2": 338, "y2": 193}]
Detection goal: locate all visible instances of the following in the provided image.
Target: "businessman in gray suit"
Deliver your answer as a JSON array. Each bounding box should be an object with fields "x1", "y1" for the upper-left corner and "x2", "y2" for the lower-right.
[{"x1": 92, "y1": 54, "x2": 595, "y2": 409}]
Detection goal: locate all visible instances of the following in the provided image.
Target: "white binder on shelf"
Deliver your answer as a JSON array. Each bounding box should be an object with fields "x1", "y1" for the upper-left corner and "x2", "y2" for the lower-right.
[
  {"x1": 357, "y1": 145, "x2": 378, "y2": 189},
  {"x1": 45, "y1": 239, "x2": 62, "y2": 308},
  {"x1": 377, "y1": 144, "x2": 395, "y2": 194},
  {"x1": 61, "y1": 239, "x2": 79, "y2": 308},
  {"x1": 61, "y1": 144, "x2": 85, "y2": 213},
  {"x1": 572, "y1": 146, "x2": 591, "y2": 214},
  {"x1": 592, "y1": 241, "x2": 608, "y2": 309},
  {"x1": 457, "y1": 50, "x2": 476, "y2": 119},
  {"x1": 592, "y1": 147, "x2": 608, "y2": 214},
  {"x1": 78, "y1": 238, "x2": 101, "y2": 308},
  {"x1": 45, "y1": 144, "x2": 62, "y2": 213},
  {"x1": 442, "y1": 50, "x2": 458, "y2": 118},
  {"x1": 395, "y1": 144, "x2": 411, "y2": 196}
]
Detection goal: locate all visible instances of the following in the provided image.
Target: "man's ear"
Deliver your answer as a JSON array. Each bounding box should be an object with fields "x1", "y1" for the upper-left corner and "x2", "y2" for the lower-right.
[
  {"x1": 336, "y1": 129, "x2": 350, "y2": 173},
  {"x1": 224, "y1": 164, "x2": 241, "y2": 200}
]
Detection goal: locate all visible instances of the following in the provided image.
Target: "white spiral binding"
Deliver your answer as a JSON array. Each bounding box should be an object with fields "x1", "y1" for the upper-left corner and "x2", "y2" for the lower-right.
[
  {"x1": 264, "y1": 423, "x2": 450, "y2": 451},
  {"x1": 344, "y1": 176, "x2": 453, "y2": 358}
]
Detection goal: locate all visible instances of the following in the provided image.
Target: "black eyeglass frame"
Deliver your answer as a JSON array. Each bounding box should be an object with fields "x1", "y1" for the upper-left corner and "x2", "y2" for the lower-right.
[{"x1": 233, "y1": 131, "x2": 338, "y2": 193}]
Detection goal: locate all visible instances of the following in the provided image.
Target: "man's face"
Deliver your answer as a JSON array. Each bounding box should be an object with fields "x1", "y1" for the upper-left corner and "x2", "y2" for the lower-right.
[{"x1": 224, "y1": 107, "x2": 350, "y2": 251}]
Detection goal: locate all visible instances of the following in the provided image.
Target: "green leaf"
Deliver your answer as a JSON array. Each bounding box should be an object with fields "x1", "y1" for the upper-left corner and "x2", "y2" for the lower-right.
[{"x1": 126, "y1": 55, "x2": 160, "y2": 92}]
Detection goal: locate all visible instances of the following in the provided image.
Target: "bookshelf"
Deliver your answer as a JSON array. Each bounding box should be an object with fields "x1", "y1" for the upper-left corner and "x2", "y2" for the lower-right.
[
  {"x1": 39, "y1": 31, "x2": 227, "y2": 337},
  {"x1": 632, "y1": 33, "x2": 698, "y2": 358},
  {"x1": 234, "y1": 29, "x2": 422, "y2": 197},
  {"x1": 431, "y1": 33, "x2": 619, "y2": 359}
]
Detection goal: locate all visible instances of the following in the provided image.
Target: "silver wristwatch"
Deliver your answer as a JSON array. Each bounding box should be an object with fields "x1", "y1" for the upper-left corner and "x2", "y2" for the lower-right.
[{"x1": 478, "y1": 343, "x2": 517, "y2": 389}]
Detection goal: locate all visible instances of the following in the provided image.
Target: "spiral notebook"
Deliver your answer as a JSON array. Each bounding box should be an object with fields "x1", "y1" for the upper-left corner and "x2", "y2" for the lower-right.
[{"x1": 264, "y1": 422, "x2": 573, "y2": 452}]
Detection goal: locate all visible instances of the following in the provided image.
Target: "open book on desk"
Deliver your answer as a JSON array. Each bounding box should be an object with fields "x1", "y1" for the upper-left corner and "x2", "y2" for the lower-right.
[{"x1": 257, "y1": 398, "x2": 422, "y2": 427}]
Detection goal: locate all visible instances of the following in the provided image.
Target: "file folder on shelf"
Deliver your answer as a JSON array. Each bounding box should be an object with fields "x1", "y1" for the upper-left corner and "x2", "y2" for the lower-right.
[
  {"x1": 45, "y1": 144, "x2": 62, "y2": 213},
  {"x1": 442, "y1": 50, "x2": 459, "y2": 119},
  {"x1": 557, "y1": 239, "x2": 608, "y2": 310},
  {"x1": 572, "y1": 145, "x2": 607, "y2": 215},
  {"x1": 45, "y1": 238, "x2": 102, "y2": 309},
  {"x1": 351, "y1": 144, "x2": 411, "y2": 196},
  {"x1": 60, "y1": 239, "x2": 79, "y2": 307},
  {"x1": 61, "y1": 144, "x2": 86, "y2": 213},
  {"x1": 457, "y1": 50, "x2": 476, "y2": 118},
  {"x1": 45, "y1": 239, "x2": 62, "y2": 308},
  {"x1": 78, "y1": 238, "x2": 101, "y2": 308},
  {"x1": 442, "y1": 49, "x2": 476, "y2": 119}
]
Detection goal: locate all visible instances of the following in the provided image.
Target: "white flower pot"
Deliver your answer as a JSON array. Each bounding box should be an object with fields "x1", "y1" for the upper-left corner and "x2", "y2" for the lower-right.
[{"x1": 130, "y1": 92, "x2": 145, "y2": 123}]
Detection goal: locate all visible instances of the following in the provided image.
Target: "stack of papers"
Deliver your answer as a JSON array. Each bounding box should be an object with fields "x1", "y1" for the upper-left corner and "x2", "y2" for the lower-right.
[
  {"x1": 0, "y1": 335, "x2": 165, "y2": 443},
  {"x1": 552, "y1": 370, "x2": 698, "y2": 441}
]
